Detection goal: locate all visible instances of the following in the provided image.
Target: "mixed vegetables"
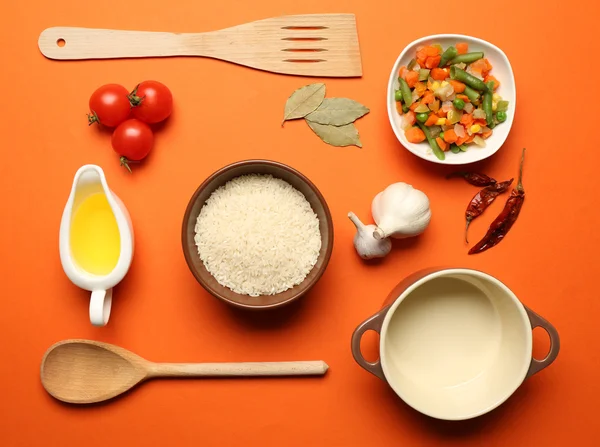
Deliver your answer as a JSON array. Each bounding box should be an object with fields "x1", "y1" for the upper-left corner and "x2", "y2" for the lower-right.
[{"x1": 394, "y1": 42, "x2": 509, "y2": 160}]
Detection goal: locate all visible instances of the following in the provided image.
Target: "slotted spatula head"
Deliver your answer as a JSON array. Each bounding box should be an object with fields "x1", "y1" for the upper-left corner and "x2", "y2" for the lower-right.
[
  {"x1": 242, "y1": 13, "x2": 363, "y2": 77},
  {"x1": 38, "y1": 14, "x2": 363, "y2": 77}
]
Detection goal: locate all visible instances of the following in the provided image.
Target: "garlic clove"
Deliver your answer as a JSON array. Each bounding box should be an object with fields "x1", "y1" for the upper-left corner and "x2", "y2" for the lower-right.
[{"x1": 348, "y1": 212, "x2": 392, "y2": 260}]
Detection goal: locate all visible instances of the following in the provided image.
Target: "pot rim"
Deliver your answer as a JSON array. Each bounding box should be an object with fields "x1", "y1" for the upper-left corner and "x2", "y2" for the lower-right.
[{"x1": 378, "y1": 268, "x2": 532, "y2": 421}]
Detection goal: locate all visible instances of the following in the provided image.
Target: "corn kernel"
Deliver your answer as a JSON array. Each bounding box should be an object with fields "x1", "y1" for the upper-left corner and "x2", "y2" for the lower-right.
[
  {"x1": 492, "y1": 102, "x2": 498, "y2": 112},
  {"x1": 441, "y1": 81, "x2": 449, "y2": 87},
  {"x1": 436, "y1": 118, "x2": 446, "y2": 126},
  {"x1": 431, "y1": 81, "x2": 441, "y2": 91},
  {"x1": 492, "y1": 93, "x2": 501, "y2": 102},
  {"x1": 470, "y1": 124, "x2": 482, "y2": 134}
]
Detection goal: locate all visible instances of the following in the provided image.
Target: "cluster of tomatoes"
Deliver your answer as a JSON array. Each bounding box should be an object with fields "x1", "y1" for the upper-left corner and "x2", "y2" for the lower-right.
[{"x1": 88, "y1": 81, "x2": 173, "y2": 172}]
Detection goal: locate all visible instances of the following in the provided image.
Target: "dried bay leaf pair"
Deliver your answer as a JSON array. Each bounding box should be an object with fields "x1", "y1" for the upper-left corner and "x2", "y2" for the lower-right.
[{"x1": 282, "y1": 83, "x2": 369, "y2": 148}]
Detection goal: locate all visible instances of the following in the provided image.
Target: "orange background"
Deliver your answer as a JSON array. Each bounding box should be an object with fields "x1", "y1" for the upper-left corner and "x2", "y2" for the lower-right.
[{"x1": 1, "y1": 1, "x2": 598, "y2": 445}]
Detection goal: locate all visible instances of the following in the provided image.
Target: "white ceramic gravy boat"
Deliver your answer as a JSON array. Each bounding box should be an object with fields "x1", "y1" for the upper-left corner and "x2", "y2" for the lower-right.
[{"x1": 59, "y1": 165, "x2": 134, "y2": 326}]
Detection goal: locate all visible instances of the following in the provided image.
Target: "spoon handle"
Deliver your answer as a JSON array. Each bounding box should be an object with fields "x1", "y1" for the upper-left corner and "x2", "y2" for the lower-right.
[{"x1": 147, "y1": 361, "x2": 329, "y2": 378}]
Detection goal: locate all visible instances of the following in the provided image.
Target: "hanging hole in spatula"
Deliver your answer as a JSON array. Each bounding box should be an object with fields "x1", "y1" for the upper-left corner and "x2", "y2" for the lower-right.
[{"x1": 57, "y1": 38, "x2": 66, "y2": 47}]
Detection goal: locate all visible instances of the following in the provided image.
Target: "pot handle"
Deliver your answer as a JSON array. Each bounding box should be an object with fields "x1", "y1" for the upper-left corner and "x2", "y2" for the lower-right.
[
  {"x1": 525, "y1": 305, "x2": 560, "y2": 378},
  {"x1": 350, "y1": 306, "x2": 390, "y2": 381}
]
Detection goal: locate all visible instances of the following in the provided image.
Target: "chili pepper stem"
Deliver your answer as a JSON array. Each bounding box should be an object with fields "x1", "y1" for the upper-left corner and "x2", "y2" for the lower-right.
[
  {"x1": 465, "y1": 219, "x2": 471, "y2": 244},
  {"x1": 516, "y1": 148, "x2": 526, "y2": 192}
]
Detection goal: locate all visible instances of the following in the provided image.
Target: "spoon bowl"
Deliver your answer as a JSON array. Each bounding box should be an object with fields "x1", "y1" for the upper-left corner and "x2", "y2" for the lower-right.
[
  {"x1": 41, "y1": 340, "x2": 148, "y2": 404},
  {"x1": 41, "y1": 339, "x2": 329, "y2": 404}
]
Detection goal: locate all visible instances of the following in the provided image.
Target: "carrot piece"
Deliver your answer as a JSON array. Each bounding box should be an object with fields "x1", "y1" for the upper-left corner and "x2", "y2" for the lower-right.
[
  {"x1": 425, "y1": 55, "x2": 441, "y2": 69},
  {"x1": 421, "y1": 92, "x2": 434, "y2": 104},
  {"x1": 431, "y1": 68, "x2": 448, "y2": 81},
  {"x1": 482, "y1": 129, "x2": 493, "y2": 139},
  {"x1": 456, "y1": 135, "x2": 469, "y2": 146},
  {"x1": 470, "y1": 59, "x2": 487, "y2": 76},
  {"x1": 484, "y1": 75, "x2": 500, "y2": 90},
  {"x1": 456, "y1": 43, "x2": 469, "y2": 55},
  {"x1": 448, "y1": 80, "x2": 466, "y2": 93},
  {"x1": 436, "y1": 137, "x2": 448, "y2": 151},
  {"x1": 460, "y1": 113, "x2": 474, "y2": 126},
  {"x1": 437, "y1": 109, "x2": 446, "y2": 117},
  {"x1": 424, "y1": 46, "x2": 440, "y2": 57},
  {"x1": 456, "y1": 94, "x2": 470, "y2": 103},
  {"x1": 409, "y1": 101, "x2": 420, "y2": 111},
  {"x1": 399, "y1": 66, "x2": 407, "y2": 79},
  {"x1": 474, "y1": 119, "x2": 487, "y2": 127},
  {"x1": 443, "y1": 129, "x2": 458, "y2": 144},
  {"x1": 395, "y1": 101, "x2": 403, "y2": 115},
  {"x1": 483, "y1": 58, "x2": 493, "y2": 72},
  {"x1": 414, "y1": 82, "x2": 427, "y2": 97},
  {"x1": 405, "y1": 127, "x2": 426, "y2": 143},
  {"x1": 404, "y1": 111, "x2": 416, "y2": 126},
  {"x1": 465, "y1": 134, "x2": 476, "y2": 143},
  {"x1": 405, "y1": 71, "x2": 419, "y2": 88},
  {"x1": 424, "y1": 114, "x2": 438, "y2": 126}
]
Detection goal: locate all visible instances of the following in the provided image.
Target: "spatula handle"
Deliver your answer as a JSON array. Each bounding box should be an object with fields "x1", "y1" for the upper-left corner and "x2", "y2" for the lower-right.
[
  {"x1": 148, "y1": 361, "x2": 329, "y2": 378},
  {"x1": 38, "y1": 27, "x2": 195, "y2": 60}
]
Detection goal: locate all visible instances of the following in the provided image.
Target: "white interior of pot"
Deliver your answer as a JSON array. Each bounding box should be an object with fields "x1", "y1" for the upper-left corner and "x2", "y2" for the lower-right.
[{"x1": 380, "y1": 270, "x2": 532, "y2": 420}]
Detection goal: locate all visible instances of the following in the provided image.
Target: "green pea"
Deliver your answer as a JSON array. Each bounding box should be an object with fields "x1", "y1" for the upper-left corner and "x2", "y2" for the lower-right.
[
  {"x1": 416, "y1": 112, "x2": 429, "y2": 123},
  {"x1": 496, "y1": 111, "x2": 507, "y2": 122},
  {"x1": 439, "y1": 132, "x2": 445, "y2": 140},
  {"x1": 394, "y1": 90, "x2": 403, "y2": 102},
  {"x1": 453, "y1": 98, "x2": 465, "y2": 110},
  {"x1": 402, "y1": 104, "x2": 410, "y2": 113}
]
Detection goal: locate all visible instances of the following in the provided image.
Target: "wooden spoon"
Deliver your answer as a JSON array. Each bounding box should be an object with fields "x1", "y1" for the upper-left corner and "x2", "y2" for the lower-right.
[{"x1": 40, "y1": 339, "x2": 329, "y2": 404}]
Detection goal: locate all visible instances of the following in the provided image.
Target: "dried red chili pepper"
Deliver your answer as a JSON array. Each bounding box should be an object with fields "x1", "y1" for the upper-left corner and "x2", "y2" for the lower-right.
[
  {"x1": 465, "y1": 178, "x2": 513, "y2": 243},
  {"x1": 447, "y1": 171, "x2": 497, "y2": 187},
  {"x1": 469, "y1": 149, "x2": 526, "y2": 255}
]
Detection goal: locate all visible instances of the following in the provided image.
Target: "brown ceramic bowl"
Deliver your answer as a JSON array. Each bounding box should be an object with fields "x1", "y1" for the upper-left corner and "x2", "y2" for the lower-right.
[{"x1": 182, "y1": 160, "x2": 334, "y2": 310}]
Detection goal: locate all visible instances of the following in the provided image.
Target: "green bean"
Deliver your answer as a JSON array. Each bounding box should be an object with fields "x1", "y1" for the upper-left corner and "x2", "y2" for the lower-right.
[
  {"x1": 407, "y1": 58, "x2": 417, "y2": 70},
  {"x1": 399, "y1": 78, "x2": 413, "y2": 107},
  {"x1": 463, "y1": 86, "x2": 481, "y2": 103},
  {"x1": 417, "y1": 122, "x2": 445, "y2": 160},
  {"x1": 394, "y1": 90, "x2": 403, "y2": 102},
  {"x1": 450, "y1": 144, "x2": 461, "y2": 154},
  {"x1": 439, "y1": 46, "x2": 458, "y2": 67},
  {"x1": 402, "y1": 104, "x2": 410, "y2": 113},
  {"x1": 449, "y1": 52, "x2": 485, "y2": 65},
  {"x1": 459, "y1": 145, "x2": 468, "y2": 152},
  {"x1": 450, "y1": 66, "x2": 488, "y2": 92},
  {"x1": 418, "y1": 69, "x2": 431, "y2": 81},
  {"x1": 483, "y1": 81, "x2": 494, "y2": 128}
]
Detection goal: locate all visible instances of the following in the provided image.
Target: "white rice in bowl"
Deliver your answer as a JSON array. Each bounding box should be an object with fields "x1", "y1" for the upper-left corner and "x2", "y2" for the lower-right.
[{"x1": 194, "y1": 173, "x2": 322, "y2": 296}]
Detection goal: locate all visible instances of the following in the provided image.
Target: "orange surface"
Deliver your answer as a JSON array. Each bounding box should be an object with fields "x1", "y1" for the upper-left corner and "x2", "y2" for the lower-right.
[{"x1": 1, "y1": 1, "x2": 599, "y2": 445}]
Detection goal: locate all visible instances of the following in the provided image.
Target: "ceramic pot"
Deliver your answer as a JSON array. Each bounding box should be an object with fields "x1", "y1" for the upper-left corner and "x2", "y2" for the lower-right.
[{"x1": 351, "y1": 268, "x2": 560, "y2": 420}]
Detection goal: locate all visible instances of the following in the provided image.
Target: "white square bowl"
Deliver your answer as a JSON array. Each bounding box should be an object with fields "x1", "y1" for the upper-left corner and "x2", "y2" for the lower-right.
[{"x1": 387, "y1": 34, "x2": 516, "y2": 165}]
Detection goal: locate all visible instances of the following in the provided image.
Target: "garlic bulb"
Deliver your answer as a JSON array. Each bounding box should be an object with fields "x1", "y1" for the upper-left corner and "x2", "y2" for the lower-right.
[
  {"x1": 348, "y1": 212, "x2": 392, "y2": 260},
  {"x1": 371, "y1": 182, "x2": 431, "y2": 240}
]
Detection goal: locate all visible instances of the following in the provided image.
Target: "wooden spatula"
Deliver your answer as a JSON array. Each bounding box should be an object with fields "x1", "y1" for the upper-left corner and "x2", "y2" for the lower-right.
[{"x1": 38, "y1": 14, "x2": 362, "y2": 77}]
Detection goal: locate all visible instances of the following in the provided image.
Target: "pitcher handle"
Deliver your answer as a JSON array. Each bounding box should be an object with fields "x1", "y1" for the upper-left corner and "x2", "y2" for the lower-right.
[
  {"x1": 524, "y1": 305, "x2": 560, "y2": 378},
  {"x1": 350, "y1": 306, "x2": 390, "y2": 381},
  {"x1": 90, "y1": 289, "x2": 113, "y2": 326}
]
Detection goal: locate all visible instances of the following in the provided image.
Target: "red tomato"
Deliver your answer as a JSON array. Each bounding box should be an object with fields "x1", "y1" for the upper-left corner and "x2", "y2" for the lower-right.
[
  {"x1": 129, "y1": 80, "x2": 173, "y2": 124},
  {"x1": 88, "y1": 84, "x2": 131, "y2": 127},
  {"x1": 111, "y1": 119, "x2": 154, "y2": 172}
]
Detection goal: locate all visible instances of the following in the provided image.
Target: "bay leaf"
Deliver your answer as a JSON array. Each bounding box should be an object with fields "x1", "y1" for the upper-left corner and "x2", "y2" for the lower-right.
[
  {"x1": 305, "y1": 98, "x2": 370, "y2": 126},
  {"x1": 305, "y1": 120, "x2": 362, "y2": 148},
  {"x1": 282, "y1": 83, "x2": 326, "y2": 125}
]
